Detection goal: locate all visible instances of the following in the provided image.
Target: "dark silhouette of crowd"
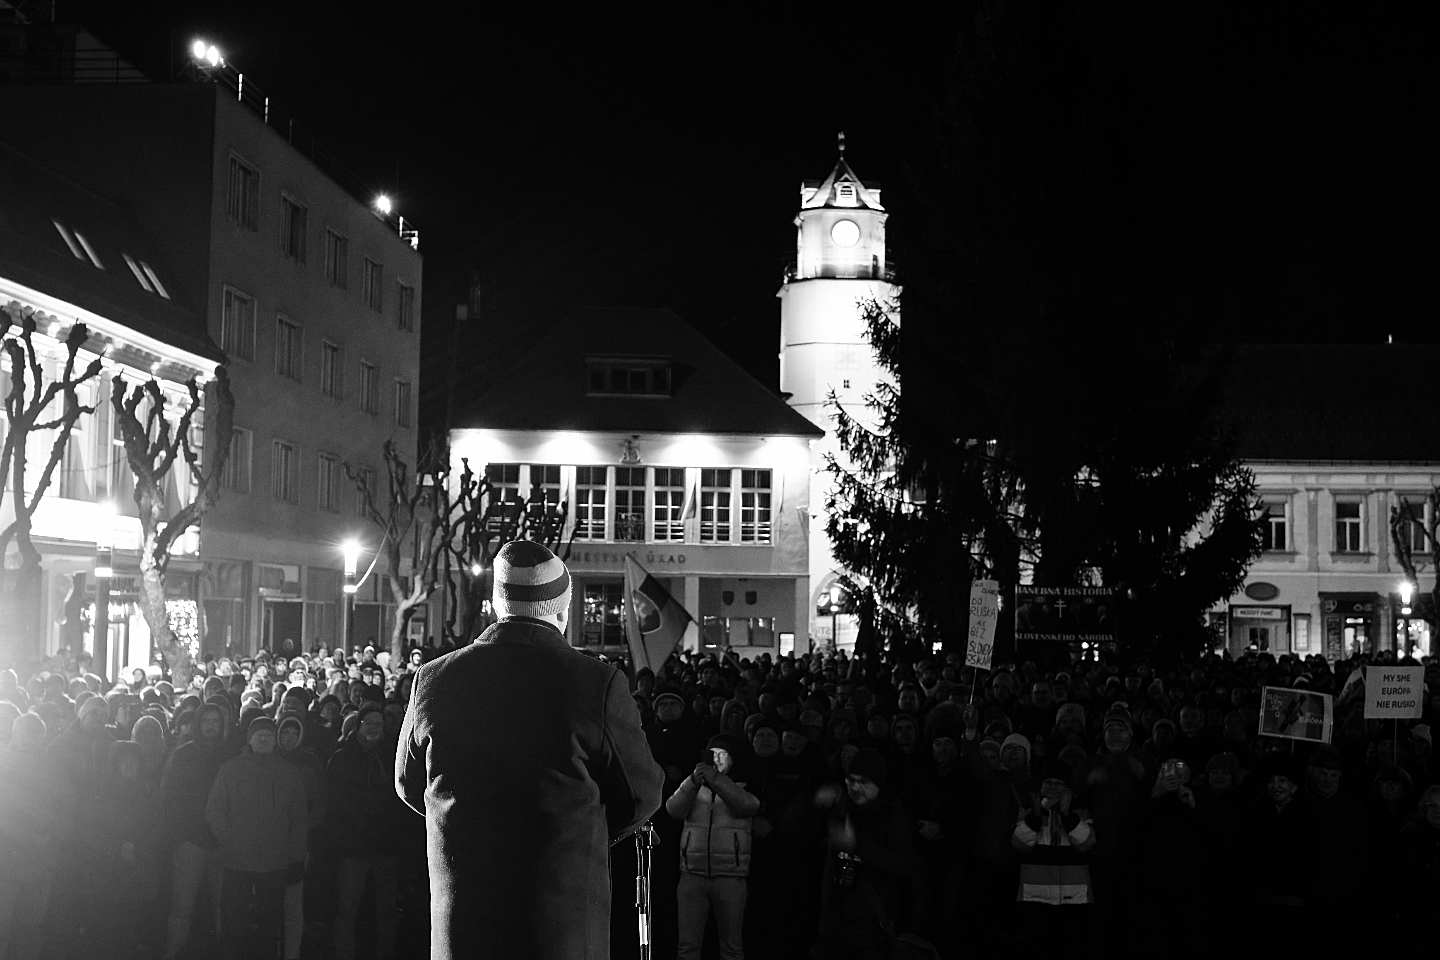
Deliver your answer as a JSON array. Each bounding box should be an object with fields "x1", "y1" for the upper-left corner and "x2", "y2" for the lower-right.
[{"x1": 2, "y1": 639, "x2": 1438, "y2": 958}]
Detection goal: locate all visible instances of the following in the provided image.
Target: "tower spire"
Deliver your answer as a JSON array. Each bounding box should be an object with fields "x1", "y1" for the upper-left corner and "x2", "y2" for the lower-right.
[{"x1": 838, "y1": 130, "x2": 846, "y2": 158}]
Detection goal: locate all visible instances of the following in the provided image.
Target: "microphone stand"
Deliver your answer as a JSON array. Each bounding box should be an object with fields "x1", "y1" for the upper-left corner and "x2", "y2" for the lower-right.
[{"x1": 634, "y1": 821, "x2": 659, "y2": 960}]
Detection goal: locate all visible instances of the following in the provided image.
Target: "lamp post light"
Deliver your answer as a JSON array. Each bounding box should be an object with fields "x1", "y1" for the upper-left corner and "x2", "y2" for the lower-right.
[
  {"x1": 827, "y1": 584, "x2": 844, "y2": 650},
  {"x1": 1397, "y1": 579, "x2": 1416, "y2": 656},
  {"x1": 342, "y1": 540, "x2": 361, "y2": 657},
  {"x1": 94, "y1": 502, "x2": 116, "y2": 682}
]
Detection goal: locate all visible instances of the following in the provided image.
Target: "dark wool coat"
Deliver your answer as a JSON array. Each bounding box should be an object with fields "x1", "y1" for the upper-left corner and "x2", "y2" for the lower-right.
[{"x1": 396, "y1": 617, "x2": 664, "y2": 960}]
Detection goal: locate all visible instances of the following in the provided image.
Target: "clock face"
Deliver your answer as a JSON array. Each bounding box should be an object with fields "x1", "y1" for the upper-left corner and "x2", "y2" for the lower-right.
[{"x1": 830, "y1": 219, "x2": 860, "y2": 247}]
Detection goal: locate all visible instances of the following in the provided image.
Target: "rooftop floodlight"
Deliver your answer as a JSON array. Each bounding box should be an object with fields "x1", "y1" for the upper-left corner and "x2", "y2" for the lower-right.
[
  {"x1": 206, "y1": 45, "x2": 221, "y2": 67},
  {"x1": 374, "y1": 194, "x2": 393, "y2": 215},
  {"x1": 191, "y1": 39, "x2": 207, "y2": 60}
]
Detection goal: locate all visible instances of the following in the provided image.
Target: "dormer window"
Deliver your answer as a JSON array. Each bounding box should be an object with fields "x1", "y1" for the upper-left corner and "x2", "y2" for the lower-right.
[{"x1": 586, "y1": 356, "x2": 672, "y2": 397}]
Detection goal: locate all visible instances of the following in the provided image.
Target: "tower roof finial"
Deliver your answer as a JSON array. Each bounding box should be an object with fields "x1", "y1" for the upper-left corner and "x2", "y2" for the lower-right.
[{"x1": 838, "y1": 130, "x2": 846, "y2": 157}]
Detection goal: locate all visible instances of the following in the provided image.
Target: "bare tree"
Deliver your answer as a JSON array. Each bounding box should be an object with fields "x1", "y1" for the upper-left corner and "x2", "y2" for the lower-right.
[
  {"x1": 111, "y1": 368, "x2": 235, "y2": 687},
  {"x1": 1389, "y1": 488, "x2": 1439, "y2": 637},
  {"x1": 440, "y1": 457, "x2": 574, "y2": 644},
  {"x1": 0, "y1": 305, "x2": 103, "y2": 656},
  {"x1": 346, "y1": 440, "x2": 451, "y2": 662},
  {"x1": 346, "y1": 442, "x2": 577, "y2": 657}
]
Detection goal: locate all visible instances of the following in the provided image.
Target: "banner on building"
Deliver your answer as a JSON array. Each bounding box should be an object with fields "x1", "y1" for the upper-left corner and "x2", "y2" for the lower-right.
[
  {"x1": 965, "y1": 579, "x2": 1000, "y2": 671},
  {"x1": 1259, "y1": 686, "x2": 1334, "y2": 743},
  {"x1": 1014, "y1": 586, "x2": 1114, "y2": 645},
  {"x1": 1364, "y1": 666, "x2": 1424, "y2": 719},
  {"x1": 623, "y1": 556, "x2": 694, "y2": 674}
]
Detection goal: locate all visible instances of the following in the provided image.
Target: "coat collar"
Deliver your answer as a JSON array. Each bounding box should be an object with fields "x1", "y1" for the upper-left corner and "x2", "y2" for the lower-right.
[{"x1": 477, "y1": 617, "x2": 570, "y2": 648}]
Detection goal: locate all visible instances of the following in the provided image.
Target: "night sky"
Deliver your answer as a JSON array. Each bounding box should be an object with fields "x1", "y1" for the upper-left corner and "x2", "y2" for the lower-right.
[{"x1": 60, "y1": 3, "x2": 1435, "y2": 394}]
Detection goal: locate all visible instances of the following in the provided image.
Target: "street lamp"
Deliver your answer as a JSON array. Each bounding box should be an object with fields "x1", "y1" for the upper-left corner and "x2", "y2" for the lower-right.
[
  {"x1": 827, "y1": 584, "x2": 843, "y2": 649},
  {"x1": 342, "y1": 539, "x2": 361, "y2": 656},
  {"x1": 94, "y1": 501, "x2": 116, "y2": 682}
]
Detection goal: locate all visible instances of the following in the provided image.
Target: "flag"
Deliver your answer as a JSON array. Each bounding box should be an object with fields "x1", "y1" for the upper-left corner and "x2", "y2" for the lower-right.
[
  {"x1": 624, "y1": 555, "x2": 694, "y2": 673},
  {"x1": 682, "y1": 475, "x2": 698, "y2": 522}
]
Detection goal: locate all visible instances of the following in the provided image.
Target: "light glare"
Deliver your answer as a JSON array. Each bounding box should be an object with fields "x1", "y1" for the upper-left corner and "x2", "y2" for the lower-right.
[
  {"x1": 191, "y1": 40, "x2": 207, "y2": 60},
  {"x1": 374, "y1": 194, "x2": 392, "y2": 215},
  {"x1": 206, "y1": 45, "x2": 221, "y2": 67}
]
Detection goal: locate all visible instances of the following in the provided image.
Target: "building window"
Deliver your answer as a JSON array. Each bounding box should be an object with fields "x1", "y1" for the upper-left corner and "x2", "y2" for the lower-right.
[
  {"x1": 221, "y1": 286, "x2": 255, "y2": 361},
  {"x1": 585, "y1": 357, "x2": 673, "y2": 397},
  {"x1": 317, "y1": 453, "x2": 340, "y2": 511},
  {"x1": 321, "y1": 341, "x2": 343, "y2": 399},
  {"x1": 574, "y1": 466, "x2": 607, "y2": 541},
  {"x1": 353, "y1": 466, "x2": 376, "y2": 517},
  {"x1": 700, "y1": 468, "x2": 732, "y2": 543},
  {"x1": 484, "y1": 463, "x2": 522, "y2": 534},
  {"x1": 526, "y1": 464, "x2": 563, "y2": 537},
  {"x1": 393, "y1": 379, "x2": 412, "y2": 429},
  {"x1": 359, "y1": 362, "x2": 379, "y2": 414},
  {"x1": 740, "y1": 469, "x2": 772, "y2": 543},
  {"x1": 140, "y1": 262, "x2": 169, "y2": 298},
  {"x1": 227, "y1": 156, "x2": 260, "y2": 230},
  {"x1": 222, "y1": 427, "x2": 252, "y2": 494},
  {"x1": 325, "y1": 230, "x2": 348, "y2": 288},
  {"x1": 271, "y1": 438, "x2": 299, "y2": 503},
  {"x1": 652, "y1": 467, "x2": 686, "y2": 542},
  {"x1": 362, "y1": 258, "x2": 383, "y2": 312},
  {"x1": 1261, "y1": 498, "x2": 1288, "y2": 552},
  {"x1": 582, "y1": 583, "x2": 625, "y2": 646},
  {"x1": 1335, "y1": 499, "x2": 1363, "y2": 553},
  {"x1": 614, "y1": 466, "x2": 645, "y2": 541},
  {"x1": 280, "y1": 195, "x2": 307, "y2": 263},
  {"x1": 275, "y1": 316, "x2": 303, "y2": 381},
  {"x1": 397, "y1": 282, "x2": 415, "y2": 332},
  {"x1": 1401, "y1": 499, "x2": 1430, "y2": 554}
]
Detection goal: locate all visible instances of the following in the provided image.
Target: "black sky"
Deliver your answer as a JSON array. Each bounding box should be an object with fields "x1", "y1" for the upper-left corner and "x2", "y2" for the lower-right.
[{"x1": 61, "y1": 3, "x2": 1436, "y2": 393}]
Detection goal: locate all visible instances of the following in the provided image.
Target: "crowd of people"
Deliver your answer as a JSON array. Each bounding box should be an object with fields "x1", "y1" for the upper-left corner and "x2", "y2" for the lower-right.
[{"x1": 2, "y1": 635, "x2": 1439, "y2": 958}]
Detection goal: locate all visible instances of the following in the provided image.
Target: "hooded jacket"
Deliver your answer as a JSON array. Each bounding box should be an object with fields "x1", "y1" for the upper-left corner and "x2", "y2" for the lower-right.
[
  {"x1": 277, "y1": 715, "x2": 327, "y2": 841},
  {"x1": 205, "y1": 742, "x2": 309, "y2": 873},
  {"x1": 161, "y1": 703, "x2": 234, "y2": 848},
  {"x1": 396, "y1": 617, "x2": 663, "y2": 960},
  {"x1": 327, "y1": 727, "x2": 407, "y2": 857}
]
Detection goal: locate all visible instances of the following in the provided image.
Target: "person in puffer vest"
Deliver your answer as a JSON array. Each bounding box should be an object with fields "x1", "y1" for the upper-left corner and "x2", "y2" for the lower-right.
[{"x1": 665, "y1": 733, "x2": 760, "y2": 960}]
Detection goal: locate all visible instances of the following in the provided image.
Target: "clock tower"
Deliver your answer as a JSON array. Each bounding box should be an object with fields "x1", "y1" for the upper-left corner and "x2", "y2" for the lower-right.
[{"x1": 778, "y1": 134, "x2": 900, "y2": 650}]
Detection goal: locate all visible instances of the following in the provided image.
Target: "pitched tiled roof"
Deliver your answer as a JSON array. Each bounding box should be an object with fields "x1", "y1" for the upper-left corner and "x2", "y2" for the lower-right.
[
  {"x1": 0, "y1": 137, "x2": 223, "y2": 363},
  {"x1": 1226, "y1": 343, "x2": 1440, "y2": 462},
  {"x1": 454, "y1": 306, "x2": 823, "y2": 437}
]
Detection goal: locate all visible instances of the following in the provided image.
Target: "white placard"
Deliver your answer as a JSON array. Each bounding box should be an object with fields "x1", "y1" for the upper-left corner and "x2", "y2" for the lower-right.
[
  {"x1": 1364, "y1": 666, "x2": 1424, "y2": 719},
  {"x1": 965, "y1": 579, "x2": 1000, "y2": 671}
]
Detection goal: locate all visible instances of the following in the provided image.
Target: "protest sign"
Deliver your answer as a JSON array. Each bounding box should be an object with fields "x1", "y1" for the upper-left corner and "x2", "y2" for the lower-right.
[
  {"x1": 1364, "y1": 666, "x2": 1424, "y2": 719},
  {"x1": 965, "y1": 579, "x2": 1000, "y2": 671},
  {"x1": 1013, "y1": 586, "x2": 1114, "y2": 646},
  {"x1": 1259, "y1": 686, "x2": 1333, "y2": 743}
]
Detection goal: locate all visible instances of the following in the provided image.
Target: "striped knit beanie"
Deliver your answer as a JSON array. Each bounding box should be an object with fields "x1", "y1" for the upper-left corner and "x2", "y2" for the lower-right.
[{"x1": 493, "y1": 541, "x2": 571, "y2": 619}]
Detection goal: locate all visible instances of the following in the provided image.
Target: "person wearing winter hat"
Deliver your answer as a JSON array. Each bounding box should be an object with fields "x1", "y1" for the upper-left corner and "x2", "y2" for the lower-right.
[
  {"x1": 206, "y1": 714, "x2": 310, "y2": 960},
  {"x1": 809, "y1": 747, "x2": 913, "y2": 960},
  {"x1": 1239, "y1": 751, "x2": 1319, "y2": 931},
  {"x1": 1000, "y1": 733, "x2": 1033, "y2": 775},
  {"x1": 665, "y1": 733, "x2": 760, "y2": 960},
  {"x1": 396, "y1": 540, "x2": 662, "y2": 960}
]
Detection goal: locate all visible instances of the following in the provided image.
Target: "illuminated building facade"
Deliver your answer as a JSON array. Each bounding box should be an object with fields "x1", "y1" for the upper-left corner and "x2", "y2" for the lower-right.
[
  {"x1": 447, "y1": 307, "x2": 821, "y2": 656},
  {"x1": 0, "y1": 80, "x2": 422, "y2": 659}
]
